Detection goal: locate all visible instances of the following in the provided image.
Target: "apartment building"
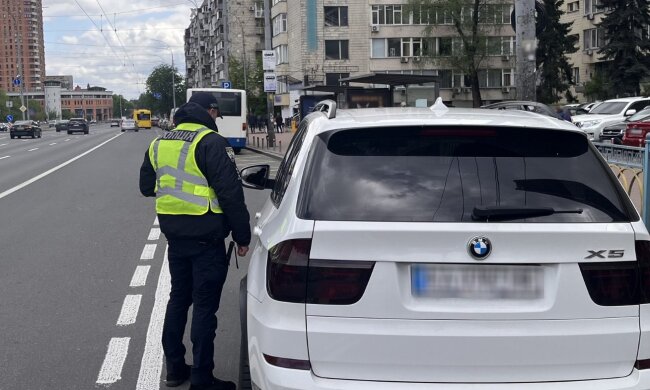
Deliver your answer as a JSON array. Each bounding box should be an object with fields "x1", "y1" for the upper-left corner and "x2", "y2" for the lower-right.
[
  {"x1": 0, "y1": 0, "x2": 46, "y2": 92},
  {"x1": 185, "y1": 0, "x2": 264, "y2": 88}
]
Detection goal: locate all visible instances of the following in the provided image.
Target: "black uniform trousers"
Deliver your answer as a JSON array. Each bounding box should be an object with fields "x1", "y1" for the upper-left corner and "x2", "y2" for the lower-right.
[{"x1": 162, "y1": 238, "x2": 229, "y2": 384}]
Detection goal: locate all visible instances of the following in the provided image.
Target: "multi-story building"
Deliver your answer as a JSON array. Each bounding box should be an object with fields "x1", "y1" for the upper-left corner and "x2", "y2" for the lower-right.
[
  {"x1": 45, "y1": 75, "x2": 73, "y2": 91},
  {"x1": 0, "y1": 0, "x2": 46, "y2": 92},
  {"x1": 185, "y1": 0, "x2": 264, "y2": 89},
  {"x1": 7, "y1": 85, "x2": 114, "y2": 121}
]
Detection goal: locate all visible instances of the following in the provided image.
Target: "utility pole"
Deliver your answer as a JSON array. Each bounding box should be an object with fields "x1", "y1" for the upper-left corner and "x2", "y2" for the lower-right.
[
  {"x1": 8, "y1": 10, "x2": 26, "y2": 120},
  {"x1": 264, "y1": 0, "x2": 276, "y2": 147},
  {"x1": 515, "y1": 0, "x2": 537, "y2": 101}
]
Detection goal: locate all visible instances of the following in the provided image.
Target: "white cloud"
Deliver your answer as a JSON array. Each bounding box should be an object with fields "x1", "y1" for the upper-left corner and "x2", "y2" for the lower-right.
[{"x1": 42, "y1": 0, "x2": 194, "y2": 99}]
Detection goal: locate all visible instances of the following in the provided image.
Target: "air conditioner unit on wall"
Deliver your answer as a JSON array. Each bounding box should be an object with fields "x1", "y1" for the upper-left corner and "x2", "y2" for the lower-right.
[
  {"x1": 501, "y1": 55, "x2": 510, "y2": 61},
  {"x1": 502, "y1": 86, "x2": 511, "y2": 93},
  {"x1": 413, "y1": 56, "x2": 421, "y2": 63},
  {"x1": 400, "y1": 57, "x2": 409, "y2": 63},
  {"x1": 585, "y1": 49, "x2": 593, "y2": 55},
  {"x1": 453, "y1": 87, "x2": 462, "y2": 93},
  {"x1": 587, "y1": 13, "x2": 594, "y2": 20},
  {"x1": 371, "y1": 25, "x2": 379, "y2": 33},
  {"x1": 249, "y1": 6, "x2": 255, "y2": 11}
]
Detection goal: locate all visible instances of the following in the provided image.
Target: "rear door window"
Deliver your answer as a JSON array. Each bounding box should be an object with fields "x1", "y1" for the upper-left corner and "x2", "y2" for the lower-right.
[{"x1": 298, "y1": 126, "x2": 635, "y2": 223}]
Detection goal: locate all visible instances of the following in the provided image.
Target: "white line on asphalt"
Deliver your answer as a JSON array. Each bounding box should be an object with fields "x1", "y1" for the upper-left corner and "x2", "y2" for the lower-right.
[
  {"x1": 117, "y1": 294, "x2": 143, "y2": 326},
  {"x1": 140, "y1": 244, "x2": 157, "y2": 260},
  {"x1": 27, "y1": 148, "x2": 38, "y2": 152},
  {"x1": 97, "y1": 337, "x2": 130, "y2": 384},
  {"x1": 49, "y1": 143, "x2": 57, "y2": 146},
  {"x1": 153, "y1": 216, "x2": 159, "y2": 226},
  {"x1": 0, "y1": 156, "x2": 9, "y2": 160},
  {"x1": 136, "y1": 245, "x2": 171, "y2": 390},
  {"x1": 147, "y1": 227, "x2": 161, "y2": 241},
  {"x1": 130, "y1": 265, "x2": 151, "y2": 287},
  {"x1": 0, "y1": 133, "x2": 122, "y2": 200},
  {"x1": 64, "y1": 139, "x2": 70, "y2": 141},
  {"x1": 0, "y1": 143, "x2": 7, "y2": 146}
]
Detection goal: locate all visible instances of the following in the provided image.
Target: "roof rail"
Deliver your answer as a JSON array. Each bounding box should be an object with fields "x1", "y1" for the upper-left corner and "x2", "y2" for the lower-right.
[{"x1": 313, "y1": 99, "x2": 337, "y2": 119}]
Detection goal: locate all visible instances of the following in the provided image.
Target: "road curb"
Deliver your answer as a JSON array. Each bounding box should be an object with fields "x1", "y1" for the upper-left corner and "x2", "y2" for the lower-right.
[{"x1": 245, "y1": 147, "x2": 283, "y2": 161}]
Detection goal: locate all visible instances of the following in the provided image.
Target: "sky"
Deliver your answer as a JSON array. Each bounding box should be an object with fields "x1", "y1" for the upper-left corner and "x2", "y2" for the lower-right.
[{"x1": 42, "y1": 0, "x2": 196, "y2": 100}]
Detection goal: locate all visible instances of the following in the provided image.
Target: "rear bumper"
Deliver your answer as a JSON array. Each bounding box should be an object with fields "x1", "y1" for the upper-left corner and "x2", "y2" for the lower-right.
[
  {"x1": 254, "y1": 363, "x2": 650, "y2": 390},
  {"x1": 10, "y1": 130, "x2": 35, "y2": 136}
]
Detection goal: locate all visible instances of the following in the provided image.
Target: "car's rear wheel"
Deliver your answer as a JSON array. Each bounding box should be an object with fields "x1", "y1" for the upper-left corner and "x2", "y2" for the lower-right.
[
  {"x1": 233, "y1": 147, "x2": 242, "y2": 154},
  {"x1": 238, "y1": 277, "x2": 252, "y2": 390},
  {"x1": 10, "y1": 135, "x2": 14, "y2": 139},
  {"x1": 31, "y1": 133, "x2": 35, "y2": 139}
]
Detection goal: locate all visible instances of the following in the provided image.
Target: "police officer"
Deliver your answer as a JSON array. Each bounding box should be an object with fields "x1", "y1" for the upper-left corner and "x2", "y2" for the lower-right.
[{"x1": 139, "y1": 92, "x2": 250, "y2": 390}]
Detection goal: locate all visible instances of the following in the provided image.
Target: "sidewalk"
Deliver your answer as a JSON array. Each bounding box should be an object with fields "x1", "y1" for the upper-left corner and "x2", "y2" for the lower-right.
[{"x1": 245, "y1": 129, "x2": 294, "y2": 160}]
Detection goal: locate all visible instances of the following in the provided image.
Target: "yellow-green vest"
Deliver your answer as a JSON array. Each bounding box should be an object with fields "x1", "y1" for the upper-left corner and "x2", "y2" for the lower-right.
[{"x1": 148, "y1": 123, "x2": 223, "y2": 215}]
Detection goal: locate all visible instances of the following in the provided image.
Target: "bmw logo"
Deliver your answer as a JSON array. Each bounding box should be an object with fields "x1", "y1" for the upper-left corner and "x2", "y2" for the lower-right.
[{"x1": 468, "y1": 236, "x2": 491, "y2": 260}]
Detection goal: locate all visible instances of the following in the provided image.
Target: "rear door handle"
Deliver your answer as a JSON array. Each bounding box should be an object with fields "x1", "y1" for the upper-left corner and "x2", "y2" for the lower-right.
[{"x1": 253, "y1": 226, "x2": 262, "y2": 236}]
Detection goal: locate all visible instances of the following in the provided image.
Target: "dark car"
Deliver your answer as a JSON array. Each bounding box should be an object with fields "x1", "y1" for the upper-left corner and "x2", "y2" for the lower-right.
[
  {"x1": 55, "y1": 120, "x2": 70, "y2": 132},
  {"x1": 600, "y1": 107, "x2": 650, "y2": 143},
  {"x1": 68, "y1": 118, "x2": 89, "y2": 134},
  {"x1": 481, "y1": 101, "x2": 561, "y2": 119},
  {"x1": 10, "y1": 120, "x2": 42, "y2": 139}
]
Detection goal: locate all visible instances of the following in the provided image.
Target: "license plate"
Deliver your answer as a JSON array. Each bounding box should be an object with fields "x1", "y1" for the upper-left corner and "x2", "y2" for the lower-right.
[
  {"x1": 411, "y1": 264, "x2": 544, "y2": 300},
  {"x1": 631, "y1": 128, "x2": 642, "y2": 135}
]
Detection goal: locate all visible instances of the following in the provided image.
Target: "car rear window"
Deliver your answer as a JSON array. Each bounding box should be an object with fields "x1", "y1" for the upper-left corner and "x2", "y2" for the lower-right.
[{"x1": 298, "y1": 126, "x2": 635, "y2": 223}]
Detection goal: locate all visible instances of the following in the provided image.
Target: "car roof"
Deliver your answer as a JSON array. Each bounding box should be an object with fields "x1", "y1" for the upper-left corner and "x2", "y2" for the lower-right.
[
  {"x1": 602, "y1": 97, "x2": 650, "y2": 103},
  {"x1": 308, "y1": 106, "x2": 580, "y2": 135}
]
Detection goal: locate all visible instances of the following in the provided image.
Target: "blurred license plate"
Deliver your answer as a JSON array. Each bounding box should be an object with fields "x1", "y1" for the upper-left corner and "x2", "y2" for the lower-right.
[
  {"x1": 411, "y1": 264, "x2": 544, "y2": 300},
  {"x1": 631, "y1": 128, "x2": 642, "y2": 134}
]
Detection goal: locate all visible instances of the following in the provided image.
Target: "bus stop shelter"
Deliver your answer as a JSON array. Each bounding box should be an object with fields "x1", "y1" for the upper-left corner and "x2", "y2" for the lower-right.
[{"x1": 339, "y1": 73, "x2": 439, "y2": 106}]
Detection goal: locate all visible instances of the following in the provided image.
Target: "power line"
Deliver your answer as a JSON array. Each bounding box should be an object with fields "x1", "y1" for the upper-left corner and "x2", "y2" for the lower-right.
[
  {"x1": 42, "y1": 2, "x2": 189, "y2": 18},
  {"x1": 45, "y1": 41, "x2": 184, "y2": 48},
  {"x1": 95, "y1": 0, "x2": 135, "y2": 71}
]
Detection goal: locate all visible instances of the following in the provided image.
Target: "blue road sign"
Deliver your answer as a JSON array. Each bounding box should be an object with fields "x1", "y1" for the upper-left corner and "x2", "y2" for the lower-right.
[
  {"x1": 12, "y1": 78, "x2": 20, "y2": 86},
  {"x1": 6, "y1": 114, "x2": 13, "y2": 122},
  {"x1": 153, "y1": 92, "x2": 162, "y2": 100},
  {"x1": 222, "y1": 81, "x2": 232, "y2": 89}
]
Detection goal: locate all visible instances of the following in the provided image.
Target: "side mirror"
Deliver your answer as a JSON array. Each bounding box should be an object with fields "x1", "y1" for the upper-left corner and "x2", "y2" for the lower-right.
[
  {"x1": 240, "y1": 164, "x2": 275, "y2": 190},
  {"x1": 625, "y1": 109, "x2": 637, "y2": 116}
]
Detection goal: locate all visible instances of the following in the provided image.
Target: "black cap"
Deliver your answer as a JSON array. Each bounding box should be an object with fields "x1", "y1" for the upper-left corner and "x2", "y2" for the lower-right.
[{"x1": 189, "y1": 92, "x2": 219, "y2": 110}]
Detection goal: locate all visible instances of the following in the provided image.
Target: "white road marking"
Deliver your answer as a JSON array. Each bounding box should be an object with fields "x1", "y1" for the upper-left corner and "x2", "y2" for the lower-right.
[
  {"x1": 49, "y1": 142, "x2": 57, "y2": 146},
  {"x1": 0, "y1": 143, "x2": 7, "y2": 146},
  {"x1": 136, "y1": 245, "x2": 171, "y2": 390},
  {"x1": 64, "y1": 139, "x2": 70, "y2": 141},
  {"x1": 153, "y1": 216, "x2": 159, "y2": 226},
  {"x1": 0, "y1": 156, "x2": 9, "y2": 160},
  {"x1": 27, "y1": 148, "x2": 38, "y2": 152},
  {"x1": 140, "y1": 244, "x2": 157, "y2": 260},
  {"x1": 117, "y1": 295, "x2": 142, "y2": 326},
  {"x1": 0, "y1": 133, "x2": 122, "y2": 200},
  {"x1": 147, "y1": 227, "x2": 161, "y2": 241},
  {"x1": 130, "y1": 265, "x2": 151, "y2": 287},
  {"x1": 97, "y1": 337, "x2": 130, "y2": 384}
]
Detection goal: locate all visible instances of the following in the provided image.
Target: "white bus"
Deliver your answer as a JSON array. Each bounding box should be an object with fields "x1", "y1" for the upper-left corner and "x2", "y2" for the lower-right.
[{"x1": 186, "y1": 88, "x2": 247, "y2": 152}]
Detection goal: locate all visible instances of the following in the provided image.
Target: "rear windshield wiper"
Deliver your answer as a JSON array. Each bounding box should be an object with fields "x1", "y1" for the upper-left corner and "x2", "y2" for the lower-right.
[{"x1": 471, "y1": 206, "x2": 583, "y2": 221}]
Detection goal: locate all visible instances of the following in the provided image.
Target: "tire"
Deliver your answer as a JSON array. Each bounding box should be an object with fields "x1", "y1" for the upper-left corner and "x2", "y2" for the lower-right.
[
  {"x1": 238, "y1": 276, "x2": 252, "y2": 390},
  {"x1": 10, "y1": 135, "x2": 14, "y2": 139},
  {"x1": 135, "y1": 129, "x2": 139, "y2": 132},
  {"x1": 38, "y1": 132, "x2": 41, "y2": 138},
  {"x1": 84, "y1": 131, "x2": 89, "y2": 134},
  {"x1": 67, "y1": 131, "x2": 71, "y2": 135},
  {"x1": 233, "y1": 147, "x2": 242, "y2": 155},
  {"x1": 121, "y1": 129, "x2": 125, "y2": 132},
  {"x1": 56, "y1": 129, "x2": 60, "y2": 132},
  {"x1": 31, "y1": 133, "x2": 35, "y2": 139}
]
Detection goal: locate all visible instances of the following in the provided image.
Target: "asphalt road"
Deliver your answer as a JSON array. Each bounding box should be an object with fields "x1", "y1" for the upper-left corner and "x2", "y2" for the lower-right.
[{"x1": 0, "y1": 124, "x2": 280, "y2": 389}]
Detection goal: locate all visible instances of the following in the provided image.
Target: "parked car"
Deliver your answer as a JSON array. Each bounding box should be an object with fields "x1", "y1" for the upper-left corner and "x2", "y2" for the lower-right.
[
  {"x1": 0, "y1": 122, "x2": 8, "y2": 132},
  {"x1": 237, "y1": 100, "x2": 650, "y2": 390},
  {"x1": 572, "y1": 97, "x2": 650, "y2": 141},
  {"x1": 10, "y1": 120, "x2": 41, "y2": 139},
  {"x1": 563, "y1": 104, "x2": 589, "y2": 116},
  {"x1": 121, "y1": 119, "x2": 138, "y2": 132},
  {"x1": 600, "y1": 107, "x2": 650, "y2": 143},
  {"x1": 110, "y1": 118, "x2": 120, "y2": 127},
  {"x1": 622, "y1": 111, "x2": 650, "y2": 147},
  {"x1": 55, "y1": 120, "x2": 70, "y2": 132},
  {"x1": 151, "y1": 117, "x2": 160, "y2": 127},
  {"x1": 67, "y1": 118, "x2": 89, "y2": 134},
  {"x1": 480, "y1": 101, "x2": 561, "y2": 119}
]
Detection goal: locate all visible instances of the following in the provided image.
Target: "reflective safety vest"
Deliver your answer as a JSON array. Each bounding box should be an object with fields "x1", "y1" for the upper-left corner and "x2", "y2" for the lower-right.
[{"x1": 148, "y1": 123, "x2": 223, "y2": 215}]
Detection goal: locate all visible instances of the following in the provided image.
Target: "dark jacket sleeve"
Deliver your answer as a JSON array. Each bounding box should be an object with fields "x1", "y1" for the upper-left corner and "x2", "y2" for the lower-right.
[
  {"x1": 139, "y1": 151, "x2": 156, "y2": 197},
  {"x1": 197, "y1": 133, "x2": 252, "y2": 246}
]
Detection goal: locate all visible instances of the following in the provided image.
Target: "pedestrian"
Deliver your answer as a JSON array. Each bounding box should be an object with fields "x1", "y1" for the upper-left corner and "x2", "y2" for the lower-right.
[
  {"x1": 257, "y1": 114, "x2": 265, "y2": 132},
  {"x1": 247, "y1": 113, "x2": 255, "y2": 133},
  {"x1": 139, "y1": 92, "x2": 250, "y2": 390},
  {"x1": 275, "y1": 113, "x2": 283, "y2": 133},
  {"x1": 556, "y1": 106, "x2": 572, "y2": 122}
]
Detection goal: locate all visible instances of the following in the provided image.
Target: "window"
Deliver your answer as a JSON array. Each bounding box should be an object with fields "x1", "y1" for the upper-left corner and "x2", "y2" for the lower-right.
[
  {"x1": 326, "y1": 72, "x2": 350, "y2": 86},
  {"x1": 324, "y1": 6, "x2": 348, "y2": 26},
  {"x1": 438, "y1": 70, "x2": 452, "y2": 88},
  {"x1": 573, "y1": 67, "x2": 580, "y2": 84},
  {"x1": 387, "y1": 38, "x2": 401, "y2": 57},
  {"x1": 584, "y1": 28, "x2": 604, "y2": 49},
  {"x1": 584, "y1": 0, "x2": 602, "y2": 14},
  {"x1": 568, "y1": 1, "x2": 580, "y2": 12},
  {"x1": 503, "y1": 69, "x2": 513, "y2": 86},
  {"x1": 371, "y1": 39, "x2": 386, "y2": 58},
  {"x1": 299, "y1": 127, "x2": 631, "y2": 222},
  {"x1": 274, "y1": 44, "x2": 288, "y2": 64},
  {"x1": 272, "y1": 13, "x2": 287, "y2": 36},
  {"x1": 439, "y1": 37, "x2": 452, "y2": 56},
  {"x1": 401, "y1": 38, "x2": 422, "y2": 57},
  {"x1": 325, "y1": 40, "x2": 349, "y2": 60},
  {"x1": 371, "y1": 5, "x2": 403, "y2": 25},
  {"x1": 271, "y1": 118, "x2": 311, "y2": 207}
]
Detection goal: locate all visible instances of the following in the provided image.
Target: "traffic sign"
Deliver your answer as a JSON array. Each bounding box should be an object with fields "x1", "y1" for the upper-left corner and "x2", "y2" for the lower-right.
[
  {"x1": 153, "y1": 92, "x2": 162, "y2": 100},
  {"x1": 6, "y1": 115, "x2": 13, "y2": 122},
  {"x1": 222, "y1": 81, "x2": 232, "y2": 89},
  {"x1": 12, "y1": 78, "x2": 20, "y2": 86},
  {"x1": 19, "y1": 105, "x2": 27, "y2": 112},
  {"x1": 6, "y1": 101, "x2": 13, "y2": 108}
]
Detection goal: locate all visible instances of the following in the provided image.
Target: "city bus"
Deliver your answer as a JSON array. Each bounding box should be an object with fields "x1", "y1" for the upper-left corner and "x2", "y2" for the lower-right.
[
  {"x1": 186, "y1": 88, "x2": 247, "y2": 152},
  {"x1": 133, "y1": 109, "x2": 152, "y2": 129}
]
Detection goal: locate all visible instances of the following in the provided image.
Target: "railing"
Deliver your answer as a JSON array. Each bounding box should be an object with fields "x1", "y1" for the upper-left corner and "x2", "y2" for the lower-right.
[{"x1": 593, "y1": 142, "x2": 644, "y2": 168}]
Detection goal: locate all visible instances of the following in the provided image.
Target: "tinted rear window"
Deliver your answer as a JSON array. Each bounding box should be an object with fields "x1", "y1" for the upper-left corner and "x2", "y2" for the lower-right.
[
  {"x1": 298, "y1": 127, "x2": 633, "y2": 223},
  {"x1": 189, "y1": 91, "x2": 242, "y2": 117}
]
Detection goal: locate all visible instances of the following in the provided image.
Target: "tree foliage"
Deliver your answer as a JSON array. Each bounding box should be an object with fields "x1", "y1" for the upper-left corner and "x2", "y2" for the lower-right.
[
  {"x1": 228, "y1": 54, "x2": 267, "y2": 115},
  {"x1": 112, "y1": 94, "x2": 134, "y2": 118},
  {"x1": 535, "y1": 0, "x2": 579, "y2": 103},
  {"x1": 597, "y1": 0, "x2": 650, "y2": 96},
  {"x1": 144, "y1": 64, "x2": 186, "y2": 116}
]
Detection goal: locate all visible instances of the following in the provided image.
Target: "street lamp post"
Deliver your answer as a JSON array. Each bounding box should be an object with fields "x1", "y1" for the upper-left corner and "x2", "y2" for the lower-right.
[
  {"x1": 4, "y1": 11, "x2": 26, "y2": 120},
  {"x1": 148, "y1": 38, "x2": 177, "y2": 111}
]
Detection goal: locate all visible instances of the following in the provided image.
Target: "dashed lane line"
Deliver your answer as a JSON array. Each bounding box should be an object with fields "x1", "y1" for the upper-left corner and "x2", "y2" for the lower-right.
[
  {"x1": 27, "y1": 148, "x2": 38, "y2": 152},
  {"x1": 140, "y1": 244, "x2": 157, "y2": 260},
  {"x1": 147, "y1": 227, "x2": 161, "y2": 241},
  {"x1": 130, "y1": 265, "x2": 151, "y2": 287},
  {"x1": 117, "y1": 295, "x2": 143, "y2": 326},
  {"x1": 0, "y1": 156, "x2": 9, "y2": 160},
  {"x1": 136, "y1": 245, "x2": 171, "y2": 390},
  {"x1": 97, "y1": 337, "x2": 131, "y2": 384},
  {"x1": 49, "y1": 142, "x2": 57, "y2": 145}
]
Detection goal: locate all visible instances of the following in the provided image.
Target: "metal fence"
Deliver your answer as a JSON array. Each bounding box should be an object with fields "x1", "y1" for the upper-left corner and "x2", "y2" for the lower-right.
[{"x1": 593, "y1": 142, "x2": 644, "y2": 169}]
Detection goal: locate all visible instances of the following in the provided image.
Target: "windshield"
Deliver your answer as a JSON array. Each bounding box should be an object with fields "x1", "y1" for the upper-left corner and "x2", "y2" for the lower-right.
[
  {"x1": 299, "y1": 126, "x2": 632, "y2": 223},
  {"x1": 589, "y1": 102, "x2": 627, "y2": 115}
]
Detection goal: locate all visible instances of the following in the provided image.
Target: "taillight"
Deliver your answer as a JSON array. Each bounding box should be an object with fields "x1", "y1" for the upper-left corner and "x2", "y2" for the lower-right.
[
  {"x1": 266, "y1": 239, "x2": 374, "y2": 304},
  {"x1": 579, "y1": 240, "x2": 650, "y2": 306}
]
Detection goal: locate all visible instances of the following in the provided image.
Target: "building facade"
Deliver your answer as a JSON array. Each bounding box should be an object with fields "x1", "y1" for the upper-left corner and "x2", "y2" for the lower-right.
[
  {"x1": 0, "y1": 0, "x2": 46, "y2": 92},
  {"x1": 7, "y1": 87, "x2": 114, "y2": 121},
  {"x1": 45, "y1": 75, "x2": 74, "y2": 91}
]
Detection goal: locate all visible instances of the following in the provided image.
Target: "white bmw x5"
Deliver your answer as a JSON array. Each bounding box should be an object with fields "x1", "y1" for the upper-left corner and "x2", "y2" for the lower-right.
[{"x1": 237, "y1": 100, "x2": 650, "y2": 390}]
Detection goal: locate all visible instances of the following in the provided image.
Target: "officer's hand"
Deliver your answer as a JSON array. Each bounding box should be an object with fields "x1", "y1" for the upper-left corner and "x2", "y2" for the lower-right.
[{"x1": 238, "y1": 245, "x2": 249, "y2": 257}]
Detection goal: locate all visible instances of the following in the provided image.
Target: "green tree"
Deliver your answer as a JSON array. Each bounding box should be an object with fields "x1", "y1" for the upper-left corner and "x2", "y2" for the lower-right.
[
  {"x1": 145, "y1": 64, "x2": 186, "y2": 116},
  {"x1": 584, "y1": 70, "x2": 612, "y2": 100},
  {"x1": 597, "y1": 0, "x2": 650, "y2": 96},
  {"x1": 228, "y1": 54, "x2": 266, "y2": 115},
  {"x1": 112, "y1": 94, "x2": 134, "y2": 118},
  {"x1": 535, "y1": 0, "x2": 579, "y2": 103}
]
